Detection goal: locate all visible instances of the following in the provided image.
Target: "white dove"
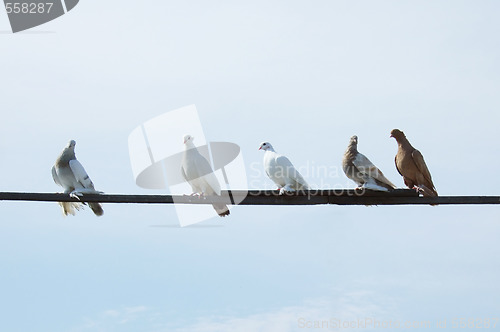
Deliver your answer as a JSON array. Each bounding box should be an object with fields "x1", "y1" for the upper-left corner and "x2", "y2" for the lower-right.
[
  {"x1": 181, "y1": 135, "x2": 230, "y2": 217},
  {"x1": 258, "y1": 142, "x2": 309, "y2": 194},
  {"x1": 52, "y1": 140, "x2": 104, "y2": 216},
  {"x1": 342, "y1": 135, "x2": 396, "y2": 191}
]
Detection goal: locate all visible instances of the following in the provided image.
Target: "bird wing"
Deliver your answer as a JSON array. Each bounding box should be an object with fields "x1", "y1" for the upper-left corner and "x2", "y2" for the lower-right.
[
  {"x1": 411, "y1": 150, "x2": 433, "y2": 184},
  {"x1": 353, "y1": 153, "x2": 396, "y2": 188},
  {"x1": 183, "y1": 149, "x2": 221, "y2": 195},
  {"x1": 394, "y1": 155, "x2": 403, "y2": 176},
  {"x1": 180, "y1": 164, "x2": 196, "y2": 190},
  {"x1": 195, "y1": 154, "x2": 221, "y2": 195},
  {"x1": 69, "y1": 159, "x2": 95, "y2": 190},
  {"x1": 275, "y1": 155, "x2": 309, "y2": 189},
  {"x1": 52, "y1": 165, "x2": 62, "y2": 186},
  {"x1": 180, "y1": 164, "x2": 188, "y2": 182}
]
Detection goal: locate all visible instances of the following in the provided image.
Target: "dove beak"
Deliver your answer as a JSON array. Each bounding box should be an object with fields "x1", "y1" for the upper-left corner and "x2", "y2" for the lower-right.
[{"x1": 258, "y1": 147, "x2": 262, "y2": 150}]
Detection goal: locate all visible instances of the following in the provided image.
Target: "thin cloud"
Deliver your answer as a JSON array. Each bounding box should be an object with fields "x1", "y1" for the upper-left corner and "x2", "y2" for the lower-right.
[
  {"x1": 72, "y1": 285, "x2": 397, "y2": 332},
  {"x1": 170, "y1": 289, "x2": 391, "y2": 332}
]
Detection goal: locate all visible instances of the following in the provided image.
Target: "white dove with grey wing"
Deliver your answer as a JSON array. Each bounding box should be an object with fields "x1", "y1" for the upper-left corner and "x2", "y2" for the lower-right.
[
  {"x1": 52, "y1": 140, "x2": 104, "y2": 216},
  {"x1": 258, "y1": 141, "x2": 309, "y2": 194}
]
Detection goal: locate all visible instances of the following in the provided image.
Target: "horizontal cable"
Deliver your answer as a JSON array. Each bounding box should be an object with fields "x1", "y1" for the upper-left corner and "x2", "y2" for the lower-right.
[{"x1": 0, "y1": 190, "x2": 499, "y2": 205}]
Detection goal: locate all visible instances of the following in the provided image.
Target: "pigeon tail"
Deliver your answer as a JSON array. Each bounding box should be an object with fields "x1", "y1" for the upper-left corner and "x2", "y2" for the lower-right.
[
  {"x1": 363, "y1": 180, "x2": 391, "y2": 192},
  {"x1": 373, "y1": 178, "x2": 396, "y2": 191},
  {"x1": 213, "y1": 204, "x2": 230, "y2": 217},
  {"x1": 417, "y1": 185, "x2": 438, "y2": 197},
  {"x1": 416, "y1": 185, "x2": 438, "y2": 206},
  {"x1": 89, "y1": 202, "x2": 104, "y2": 216},
  {"x1": 59, "y1": 202, "x2": 83, "y2": 216}
]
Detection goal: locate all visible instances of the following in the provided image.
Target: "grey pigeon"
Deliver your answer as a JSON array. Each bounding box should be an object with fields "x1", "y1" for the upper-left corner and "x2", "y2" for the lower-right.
[
  {"x1": 390, "y1": 129, "x2": 438, "y2": 197},
  {"x1": 52, "y1": 140, "x2": 104, "y2": 216},
  {"x1": 181, "y1": 135, "x2": 230, "y2": 217},
  {"x1": 258, "y1": 142, "x2": 309, "y2": 194},
  {"x1": 342, "y1": 135, "x2": 396, "y2": 191}
]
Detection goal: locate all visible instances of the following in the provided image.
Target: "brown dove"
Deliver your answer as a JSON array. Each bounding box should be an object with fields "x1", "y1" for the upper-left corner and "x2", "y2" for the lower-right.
[{"x1": 390, "y1": 129, "x2": 438, "y2": 197}]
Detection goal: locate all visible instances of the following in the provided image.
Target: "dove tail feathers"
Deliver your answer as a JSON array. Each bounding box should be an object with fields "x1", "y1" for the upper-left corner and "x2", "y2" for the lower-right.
[
  {"x1": 213, "y1": 204, "x2": 230, "y2": 217},
  {"x1": 89, "y1": 202, "x2": 104, "y2": 216},
  {"x1": 58, "y1": 202, "x2": 83, "y2": 216},
  {"x1": 416, "y1": 185, "x2": 438, "y2": 206},
  {"x1": 417, "y1": 185, "x2": 438, "y2": 197},
  {"x1": 373, "y1": 179, "x2": 397, "y2": 191}
]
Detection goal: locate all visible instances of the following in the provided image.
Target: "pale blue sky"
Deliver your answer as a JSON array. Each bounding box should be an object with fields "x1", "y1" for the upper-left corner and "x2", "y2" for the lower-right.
[{"x1": 0, "y1": 1, "x2": 499, "y2": 331}]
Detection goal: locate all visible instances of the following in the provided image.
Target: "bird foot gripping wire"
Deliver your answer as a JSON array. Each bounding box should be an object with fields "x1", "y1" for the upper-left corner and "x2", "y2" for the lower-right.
[
  {"x1": 414, "y1": 185, "x2": 437, "y2": 197},
  {"x1": 183, "y1": 192, "x2": 205, "y2": 199},
  {"x1": 69, "y1": 191, "x2": 84, "y2": 200},
  {"x1": 279, "y1": 186, "x2": 296, "y2": 195},
  {"x1": 69, "y1": 189, "x2": 104, "y2": 200}
]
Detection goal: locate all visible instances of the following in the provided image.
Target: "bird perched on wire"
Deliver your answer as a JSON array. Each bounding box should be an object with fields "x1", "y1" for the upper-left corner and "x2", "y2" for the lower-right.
[
  {"x1": 52, "y1": 140, "x2": 104, "y2": 216},
  {"x1": 181, "y1": 134, "x2": 230, "y2": 217},
  {"x1": 342, "y1": 135, "x2": 396, "y2": 191},
  {"x1": 390, "y1": 129, "x2": 438, "y2": 197},
  {"x1": 259, "y1": 141, "x2": 309, "y2": 194}
]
